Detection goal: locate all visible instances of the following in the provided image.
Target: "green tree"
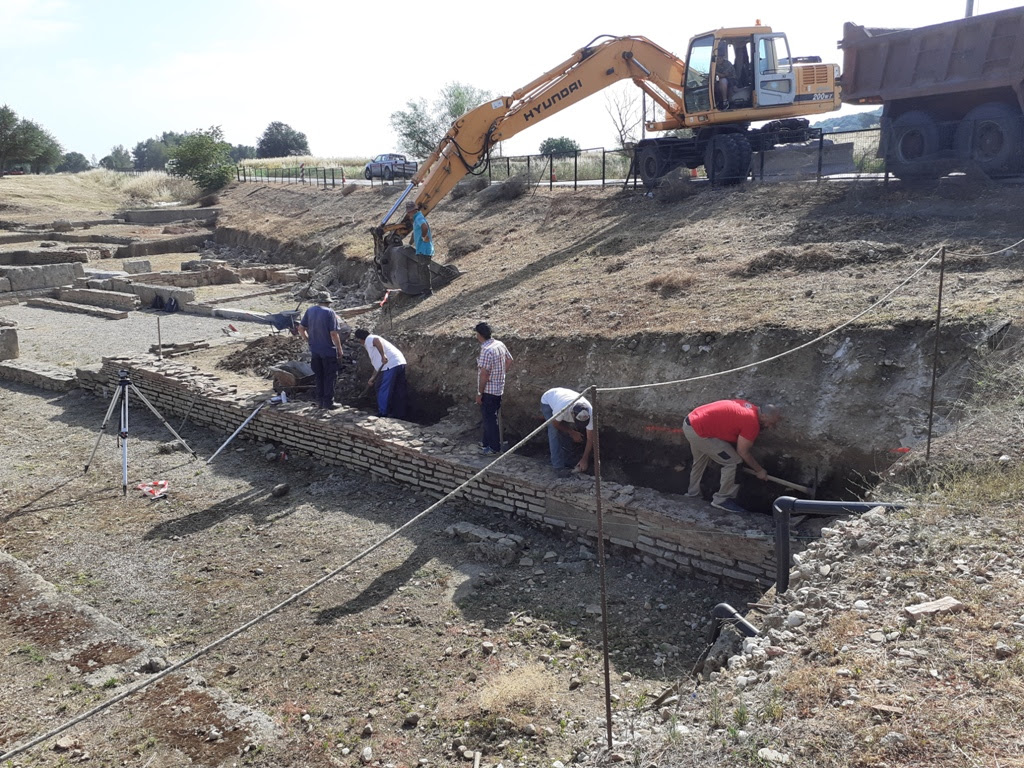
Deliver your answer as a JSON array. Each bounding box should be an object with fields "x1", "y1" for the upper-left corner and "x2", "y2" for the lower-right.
[
  {"x1": 539, "y1": 137, "x2": 580, "y2": 157},
  {"x1": 168, "y1": 126, "x2": 233, "y2": 191},
  {"x1": 56, "y1": 151, "x2": 91, "y2": 173},
  {"x1": 390, "y1": 82, "x2": 492, "y2": 157},
  {"x1": 229, "y1": 144, "x2": 256, "y2": 163},
  {"x1": 16, "y1": 121, "x2": 63, "y2": 173},
  {"x1": 0, "y1": 105, "x2": 23, "y2": 172},
  {"x1": 99, "y1": 145, "x2": 132, "y2": 170},
  {"x1": 256, "y1": 122, "x2": 310, "y2": 158},
  {"x1": 132, "y1": 133, "x2": 184, "y2": 171}
]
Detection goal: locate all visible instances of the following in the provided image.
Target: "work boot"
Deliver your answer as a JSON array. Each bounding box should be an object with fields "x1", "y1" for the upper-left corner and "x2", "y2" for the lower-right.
[{"x1": 711, "y1": 498, "x2": 750, "y2": 514}]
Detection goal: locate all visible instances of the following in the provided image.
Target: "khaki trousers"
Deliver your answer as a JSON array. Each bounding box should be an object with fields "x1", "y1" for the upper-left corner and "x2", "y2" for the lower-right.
[{"x1": 684, "y1": 421, "x2": 742, "y2": 504}]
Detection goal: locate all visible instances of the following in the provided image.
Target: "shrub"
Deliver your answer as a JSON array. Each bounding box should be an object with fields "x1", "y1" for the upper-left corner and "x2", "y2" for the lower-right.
[
  {"x1": 168, "y1": 127, "x2": 234, "y2": 192},
  {"x1": 479, "y1": 175, "x2": 528, "y2": 204},
  {"x1": 646, "y1": 269, "x2": 696, "y2": 297},
  {"x1": 451, "y1": 177, "x2": 489, "y2": 199}
]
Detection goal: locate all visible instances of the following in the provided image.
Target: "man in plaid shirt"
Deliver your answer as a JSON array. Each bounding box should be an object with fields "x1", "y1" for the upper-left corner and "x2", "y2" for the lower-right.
[{"x1": 475, "y1": 322, "x2": 514, "y2": 455}]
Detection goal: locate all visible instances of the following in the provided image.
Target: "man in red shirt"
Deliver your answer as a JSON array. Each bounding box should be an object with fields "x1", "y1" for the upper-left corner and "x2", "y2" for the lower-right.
[{"x1": 683, "y1": 399, "x2": 781, "y2": 514}]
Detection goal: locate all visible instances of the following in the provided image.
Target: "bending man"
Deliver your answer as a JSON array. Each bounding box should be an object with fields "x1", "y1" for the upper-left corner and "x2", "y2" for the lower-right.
[
  {"x1": 683, "y1": 399, "x2": 781, "y2": 514},
  {"x1": 354, "y1": 328, "x2": 408, "y2": 419},
  {"x1": 540, "y1": 387, "x2": 594, "y2": 473}
]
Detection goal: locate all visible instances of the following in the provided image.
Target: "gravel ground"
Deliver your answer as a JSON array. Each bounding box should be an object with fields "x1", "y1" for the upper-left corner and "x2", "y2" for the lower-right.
[{"x1": 1, "y1": 305, "x2": 270, "y2": 370}]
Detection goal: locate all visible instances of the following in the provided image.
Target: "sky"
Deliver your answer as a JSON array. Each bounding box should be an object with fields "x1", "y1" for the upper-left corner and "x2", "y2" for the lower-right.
[{"x1": 1, "y1": 0, "x2": 1021, "y2": 163}]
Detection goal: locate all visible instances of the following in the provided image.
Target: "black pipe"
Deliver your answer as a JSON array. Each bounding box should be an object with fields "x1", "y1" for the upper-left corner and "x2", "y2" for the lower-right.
[
  {"x1": 707, "y1": 602, "x2": 759, "y2": 645},
  {"x1": 773, "y1": 495, "x2": 903, "y2": 516},
  {"x1": 773, "y1": 495, "x2": 904, "y2": 593}
]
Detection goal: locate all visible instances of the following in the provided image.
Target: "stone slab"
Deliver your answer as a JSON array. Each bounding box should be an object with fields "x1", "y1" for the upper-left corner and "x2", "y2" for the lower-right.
[
  {"x1": 26, "y1": 298, "x2": 129, "y2": 320},
  {"x1": 0, "y1": 359, "x2": 77, "y2": 391}
]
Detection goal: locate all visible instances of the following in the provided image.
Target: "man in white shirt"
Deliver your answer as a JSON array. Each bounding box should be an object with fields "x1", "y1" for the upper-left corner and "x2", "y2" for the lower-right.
[
  {"x1": 354, "y1": 328, "x2": 409, "y2": 419},
  {"x1": 540, "y1": 387, "x2": 594, "y2": 473}
]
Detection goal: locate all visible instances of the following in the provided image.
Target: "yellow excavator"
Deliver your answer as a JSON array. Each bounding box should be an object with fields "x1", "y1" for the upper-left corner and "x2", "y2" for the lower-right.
[{"x1": 372, "y1": 27, "x2": 840, "y2": 294}]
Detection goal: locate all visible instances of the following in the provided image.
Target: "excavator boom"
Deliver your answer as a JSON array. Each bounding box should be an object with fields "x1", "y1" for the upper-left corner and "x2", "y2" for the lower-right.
[{"x1": 372, "y1": 29, "x2": 839, "y2": 293}]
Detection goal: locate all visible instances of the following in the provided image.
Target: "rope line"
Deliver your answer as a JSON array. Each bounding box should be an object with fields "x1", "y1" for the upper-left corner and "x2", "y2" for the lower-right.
[
  {"x1": 945, "y1": 234, "x2": 1024, "y2": 259},
  {"x1": 597, "y1": 246, "x2": 943, "y2": 394}
]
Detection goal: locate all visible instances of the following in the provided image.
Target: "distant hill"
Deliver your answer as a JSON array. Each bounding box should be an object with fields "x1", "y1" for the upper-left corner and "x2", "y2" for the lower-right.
[{"x1": 813, "y1": 108, "x2": 882, "y2": 133}]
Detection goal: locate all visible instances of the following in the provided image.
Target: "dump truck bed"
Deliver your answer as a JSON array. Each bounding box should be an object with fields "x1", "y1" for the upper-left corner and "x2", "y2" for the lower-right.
[{"x1": 839, "y1": 7, "x2": 1024, "y2": 106}]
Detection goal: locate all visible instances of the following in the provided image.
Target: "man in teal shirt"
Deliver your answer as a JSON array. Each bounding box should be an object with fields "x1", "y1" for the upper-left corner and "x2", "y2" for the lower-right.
[{"x1": 406, "y1": 201, "x2": 434, "y2": 257}]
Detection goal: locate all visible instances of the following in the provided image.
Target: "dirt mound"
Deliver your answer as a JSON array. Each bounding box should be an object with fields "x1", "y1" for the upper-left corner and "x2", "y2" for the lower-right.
[
  {"x1": 735, "y1": 240, "x2": 908, "y2": 276},
  {"x1": 216, "y1": 334, "x2": 306, "y2": 376}
]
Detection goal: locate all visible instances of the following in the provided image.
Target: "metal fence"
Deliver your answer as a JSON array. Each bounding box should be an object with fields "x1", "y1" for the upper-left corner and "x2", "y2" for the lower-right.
[{"x1": 232, "y1": 128, "x2": 927, "y2": 191}]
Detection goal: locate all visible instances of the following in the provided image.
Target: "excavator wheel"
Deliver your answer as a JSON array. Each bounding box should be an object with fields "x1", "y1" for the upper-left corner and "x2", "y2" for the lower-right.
[
  {"x1": 703, "y1": 134, "x2": 751, "y2": 185},
  {"x1": 638, "y1": 145, "x2": 666, "y2": 188}
]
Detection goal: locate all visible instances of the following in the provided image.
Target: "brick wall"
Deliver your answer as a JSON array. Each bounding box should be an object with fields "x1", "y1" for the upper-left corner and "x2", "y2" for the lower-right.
[{"x1": 76, "y1": 357, "x2": 781, "y2": 589}]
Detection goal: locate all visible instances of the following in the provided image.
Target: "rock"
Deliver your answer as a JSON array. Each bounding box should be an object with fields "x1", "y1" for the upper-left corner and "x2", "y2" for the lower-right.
[
  {"x1": 51, "y1": 219, "x2": 73, "y2": 232},
  {"x1": 995, "y1": 642, "x2": 1014, "y2": 659},
  {"x1": 361, "y1": 746, "x2": 373, "y2": 763},
  {"x1": 140, "y1": 656, "x2": 169, "y2": 673},
  {"x1": 569, "y1": 677, "x2": 582, "y2": 690},
  {"x1": 54, "y1": 737, "x2": 80, "y2": 752},
  {"x1": 404, "y1": 712, "x2": 421, "y2": 728},
  {"x1": 658, "y1": 706, "x2": 673, "y2": 722},
  {"x1": 757, "y1": 747, "x2": 792, "y2": 765},
  {"x1": 271, "y1": 483, "x2": 290, "y2": 497},
  {"x1": 523, "y1": 723, "x2": 538, "y2": 736},
  {"x1": 785, "y1": 611, "x2": 806, "y2": 628},
  {"x1": 362, "y1": 723, "x2": 373, "y2": 737},
  {"x1": 481, "y1": 641, "x2": 495, "y2": 655},
  {"x1": 903, "y1": 596, "x2": 966, "y2": 624}
]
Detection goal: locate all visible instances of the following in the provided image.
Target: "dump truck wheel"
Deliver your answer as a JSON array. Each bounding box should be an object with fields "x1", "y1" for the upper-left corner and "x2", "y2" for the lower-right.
[
  {"x1": 887, "y1": 111, "x2": 942, "y2": 180},
  {"x1": 703, "y1": 134, "x2": 748, "y2": 185},
  {"x1": 955, "y1": 102, "x2": 1023, "y2": 178},
  {"x1": 638, "y1": 145, "x2": 665, "y2": 188}
]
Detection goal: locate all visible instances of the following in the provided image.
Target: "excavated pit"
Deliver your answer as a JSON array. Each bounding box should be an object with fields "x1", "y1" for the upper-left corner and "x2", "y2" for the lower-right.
[{"x1": 206, "y1": 180, "x2": 1022, "y2": 517}]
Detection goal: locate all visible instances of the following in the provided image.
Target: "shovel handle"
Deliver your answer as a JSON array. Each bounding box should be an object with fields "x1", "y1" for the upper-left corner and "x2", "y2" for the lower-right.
[{"x1": 743, "y1": 467, "x2": 811, "y2": 494}]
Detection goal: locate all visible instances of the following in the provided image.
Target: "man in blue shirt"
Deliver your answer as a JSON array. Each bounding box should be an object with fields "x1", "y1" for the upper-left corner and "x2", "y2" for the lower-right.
[
  {"x1": 298, "y1": 291, "x2": 347, "y2": 410},
  {"x1": 406, "y1": 201, "x2": 434, "y2": 258}
]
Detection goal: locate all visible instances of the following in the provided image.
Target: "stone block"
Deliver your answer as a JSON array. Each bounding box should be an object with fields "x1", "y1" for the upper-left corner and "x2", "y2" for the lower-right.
[
  {"x1": 123, "y1": 260, "x2": 152, "y2": 274},
  {"x1": 0, "y1": 327, "x2": 18, "y2": 360}
]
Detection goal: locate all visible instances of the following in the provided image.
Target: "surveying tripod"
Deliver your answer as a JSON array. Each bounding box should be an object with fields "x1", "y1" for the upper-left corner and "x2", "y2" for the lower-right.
[{"x1": 83, "y1": 369, "x2": 198, "y2": 495}]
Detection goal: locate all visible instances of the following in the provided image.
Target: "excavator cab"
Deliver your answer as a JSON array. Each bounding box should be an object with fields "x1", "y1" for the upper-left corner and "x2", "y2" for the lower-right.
[{"x1": 684, "y1": 30, "x2": 796, "y2": 114}]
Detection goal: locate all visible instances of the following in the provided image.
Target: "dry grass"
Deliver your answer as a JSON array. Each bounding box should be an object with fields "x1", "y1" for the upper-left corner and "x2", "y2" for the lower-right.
[
  {"x1": 0, "y1": 170, "x2": 198, "y2": 223},
  {"x1": 477, "y1": 662, "x2": 557, "y2": 718},
  {"x1": 479, "y1": 176, "x2": 529, "y2": 204},
  {"x1": 646, "y1": 269, "x2": 696, "y2": 297}
]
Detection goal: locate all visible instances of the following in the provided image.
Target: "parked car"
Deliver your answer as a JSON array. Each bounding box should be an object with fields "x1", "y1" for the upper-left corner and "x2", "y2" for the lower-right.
[{"x1": 363, "y1": 153, "x2": 418, "y2": 181}]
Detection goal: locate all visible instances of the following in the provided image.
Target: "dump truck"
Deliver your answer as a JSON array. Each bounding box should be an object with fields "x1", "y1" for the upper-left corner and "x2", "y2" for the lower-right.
[
  {"x1": 840, "y1": 6, "x2": 1024, "y2": 179},
  {"x1": 372, "y1": 28, "x2": 841, "y2": 293}
]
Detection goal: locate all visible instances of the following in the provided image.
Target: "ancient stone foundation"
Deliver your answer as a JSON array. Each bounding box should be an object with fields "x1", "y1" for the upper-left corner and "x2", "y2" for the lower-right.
[{"x1": 76, "y1": 357, "x2": 783, "y2": 589}]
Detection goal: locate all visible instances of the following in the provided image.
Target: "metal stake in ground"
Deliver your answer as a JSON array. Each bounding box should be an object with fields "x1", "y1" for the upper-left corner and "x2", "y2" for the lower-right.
[{"x1": 83, "y1": 369, "x2": 198, "y2": 495}]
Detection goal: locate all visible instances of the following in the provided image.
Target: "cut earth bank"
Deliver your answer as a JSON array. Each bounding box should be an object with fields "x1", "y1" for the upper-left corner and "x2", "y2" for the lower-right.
[{"x1": 211, "y1": 178, "x2": 1023, "y2": 505}]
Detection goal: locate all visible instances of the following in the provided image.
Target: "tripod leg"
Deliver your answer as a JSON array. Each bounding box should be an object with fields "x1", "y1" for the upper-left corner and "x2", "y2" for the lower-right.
[
  {"x1": 121, "y1": 388, "x2": 129, "y2": 496},
  {"x1": 206, "y1": 402, "x2": 267, "y2": 464},
  {"x1": 83, "y1": 385, "x2": 123, "y2": 474},
  {"x1": 129, "y1": 382, "x2": 198, "y2": 459}
]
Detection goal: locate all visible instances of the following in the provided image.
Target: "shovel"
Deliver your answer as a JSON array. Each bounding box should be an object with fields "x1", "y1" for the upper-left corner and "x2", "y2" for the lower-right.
[{"x1": 743, "y1": 467, "x2": 815, "y2": 497}]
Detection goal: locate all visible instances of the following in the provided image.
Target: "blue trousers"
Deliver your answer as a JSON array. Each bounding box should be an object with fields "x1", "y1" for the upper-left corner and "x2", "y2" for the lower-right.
[
  {"x1": 541, "y1": 403, "x2": 576, "y2": 468},
  {"x1": 310, "y1": 353, "x2": 339, "y2": 408},
  {"x1": 377, "y1": 365, "x2": 408, "y2": 419},
  {"x1": 480, "y1": 393, "x2": 502, "y2": 451}
]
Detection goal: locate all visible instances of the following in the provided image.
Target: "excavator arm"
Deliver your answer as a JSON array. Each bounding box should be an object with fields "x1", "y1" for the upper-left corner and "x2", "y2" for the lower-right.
[{"x1": 373, "y1": 36, "x2": 688, "y2": 247}]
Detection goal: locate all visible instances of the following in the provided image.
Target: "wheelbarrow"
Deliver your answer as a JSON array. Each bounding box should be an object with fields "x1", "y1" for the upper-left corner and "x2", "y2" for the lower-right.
[{"x1": 268, "y1": 361, "x2": 316, "y2": 396}]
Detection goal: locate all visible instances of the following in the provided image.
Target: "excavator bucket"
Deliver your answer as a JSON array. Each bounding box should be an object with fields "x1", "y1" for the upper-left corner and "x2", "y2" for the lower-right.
[{"x1": 371, "y1": 226, "x2": 461, "y2": 296}]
